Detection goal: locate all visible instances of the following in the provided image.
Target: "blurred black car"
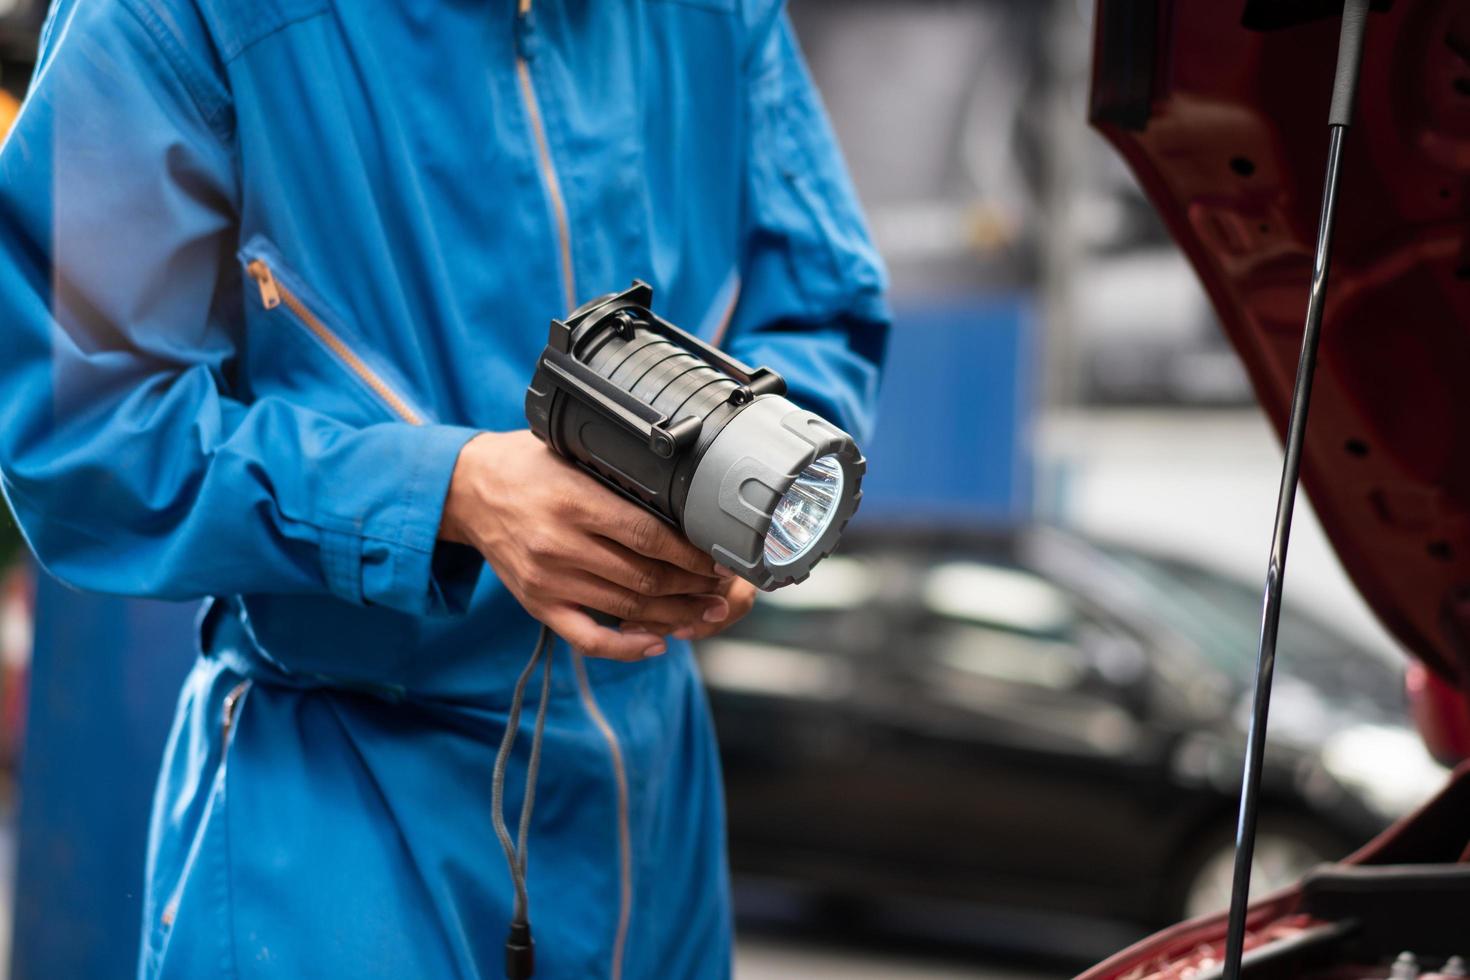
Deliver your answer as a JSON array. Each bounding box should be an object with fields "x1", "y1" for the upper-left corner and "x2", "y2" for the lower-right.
[{"x1": 698, "y1": 525, "x2": 1445, "y2": 931}]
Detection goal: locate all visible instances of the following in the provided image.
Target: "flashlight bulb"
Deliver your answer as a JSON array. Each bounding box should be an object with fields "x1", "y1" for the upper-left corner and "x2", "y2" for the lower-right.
[{"x1": 763, "y1": 454, "x2": 845, "y2": 567}]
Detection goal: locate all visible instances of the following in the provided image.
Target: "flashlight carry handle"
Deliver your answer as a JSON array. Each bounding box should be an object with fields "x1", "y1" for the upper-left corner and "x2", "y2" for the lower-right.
[
  {"x1": 539, "y1": 349, "x2": 704, "y2": 459},
  {"x1": 609, "y1": 301, "x2": 788, "y2": 404},
  {"x1": 553, "y1": 281, "x2": 788, "y2": 403}
]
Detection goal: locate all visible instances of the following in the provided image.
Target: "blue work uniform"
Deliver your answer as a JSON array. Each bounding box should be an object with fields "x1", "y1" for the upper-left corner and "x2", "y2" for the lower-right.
[{"x1": 0, "y1": 0, "x2": 888, "y2": 976}]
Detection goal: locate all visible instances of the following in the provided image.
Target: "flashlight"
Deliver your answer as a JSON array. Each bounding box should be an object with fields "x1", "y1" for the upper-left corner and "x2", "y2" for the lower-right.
[{"x1": 524, "y1": 281, "x2": 864, "y2": 590}]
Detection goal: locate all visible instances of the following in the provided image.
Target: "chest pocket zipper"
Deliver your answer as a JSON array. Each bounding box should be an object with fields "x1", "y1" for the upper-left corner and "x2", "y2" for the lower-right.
[{"x1": 245, "y1": 258, "x2": 426, "y2": 427}]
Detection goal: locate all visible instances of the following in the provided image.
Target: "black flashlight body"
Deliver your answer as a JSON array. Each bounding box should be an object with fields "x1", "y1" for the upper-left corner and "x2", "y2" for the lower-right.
[
  {"x1": 525, "y1": 281, "x2": 864, "y2": 590},
  {"x1": 525, "y1": 282, "x2": 782, "y2": 524}
]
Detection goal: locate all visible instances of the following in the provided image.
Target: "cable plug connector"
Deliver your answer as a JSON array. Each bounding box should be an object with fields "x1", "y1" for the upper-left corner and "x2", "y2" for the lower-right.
[{"x1": 505, "y1": 920, "x2": 535, "y2": 980}]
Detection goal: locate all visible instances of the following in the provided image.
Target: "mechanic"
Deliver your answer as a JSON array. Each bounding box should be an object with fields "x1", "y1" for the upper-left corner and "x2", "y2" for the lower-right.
[{"x1": 0, "y1": 1, "x2": 887, "y2": 977}]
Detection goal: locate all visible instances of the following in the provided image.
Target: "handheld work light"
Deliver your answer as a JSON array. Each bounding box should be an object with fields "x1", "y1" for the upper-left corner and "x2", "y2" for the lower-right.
[{"x1": 525, "y1": 281, "x2": 864, "y2": 590}]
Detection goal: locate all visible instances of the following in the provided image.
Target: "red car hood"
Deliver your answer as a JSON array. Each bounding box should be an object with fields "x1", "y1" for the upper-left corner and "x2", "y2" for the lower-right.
[{"x1": 1090, "y1": 0, "x2": 1470, "y2": 689}]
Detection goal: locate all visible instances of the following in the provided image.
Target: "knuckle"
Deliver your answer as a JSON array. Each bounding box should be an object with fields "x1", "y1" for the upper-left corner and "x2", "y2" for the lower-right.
[
  {"x1": 636, "y1": 566, "x2": 664, "y2": 596},
  {"x1": 630, "y1": 515, "x2": 662, "y2": 555},
  {"x1": 614, "y1": 591, "x2": 643, "y2": 621},
  {"x1": 521, "y1": 566, "x2": 549, "y2": 594},
  {"x1": 553, "y1": 489, "x2": 584, "y2": 520}
]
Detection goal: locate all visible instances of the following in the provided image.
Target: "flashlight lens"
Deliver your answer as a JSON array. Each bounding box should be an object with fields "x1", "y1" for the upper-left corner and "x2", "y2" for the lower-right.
[{"x1": 764, "y1": 454, "x2": 845, "y2": 568}]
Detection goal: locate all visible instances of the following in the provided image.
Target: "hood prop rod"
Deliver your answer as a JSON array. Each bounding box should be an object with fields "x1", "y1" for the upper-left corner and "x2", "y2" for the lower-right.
[{"x1": 1223, "y1": 2, "x2": 1370, "y2": 975}]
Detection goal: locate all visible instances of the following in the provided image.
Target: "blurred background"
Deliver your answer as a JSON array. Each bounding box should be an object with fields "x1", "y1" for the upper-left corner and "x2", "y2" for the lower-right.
[{"x1": 0, "y1": 1, "x2": 1449, "y2": 978}]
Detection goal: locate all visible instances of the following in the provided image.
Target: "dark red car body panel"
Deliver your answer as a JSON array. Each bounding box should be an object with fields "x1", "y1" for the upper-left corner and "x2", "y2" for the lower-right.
[
  {"x1": 1077, "y1": 761, "x2": 1470, "y2": 979},
  {"x1": 1091, "y1": 0, "x2": 1470, "y2": 689},
  {"x1": 1086, "y1": 1, "x2": 1470, "y2": 973}
]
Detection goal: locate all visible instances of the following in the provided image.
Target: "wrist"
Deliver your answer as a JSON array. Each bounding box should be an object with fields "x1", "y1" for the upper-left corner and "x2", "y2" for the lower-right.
[{"x1": 440, "y1": 431, "x2": 502, "y2": 546}]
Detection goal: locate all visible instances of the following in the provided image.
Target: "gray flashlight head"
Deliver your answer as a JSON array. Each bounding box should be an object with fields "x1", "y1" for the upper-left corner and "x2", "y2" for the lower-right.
[{"x1": 682, "y1": 394, "x2": 865, "y2": 589}]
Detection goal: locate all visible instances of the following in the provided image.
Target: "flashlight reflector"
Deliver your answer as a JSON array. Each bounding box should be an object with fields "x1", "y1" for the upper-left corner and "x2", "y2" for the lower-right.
[{"x1": 764, "y1": 454, "x2": 845, "y2": 567}]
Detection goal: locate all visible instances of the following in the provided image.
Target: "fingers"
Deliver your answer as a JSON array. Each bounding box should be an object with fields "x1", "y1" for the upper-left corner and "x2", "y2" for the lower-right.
[
  {"x1": 623, "y1": 578, "x2": 758, "y2": 641},
  {"x1": 543, "y1": 605, "x2": 665, "y2": 662},
  {"x1": 684, "y1": 579, "x2": 759, "y2": 641},
  {"x1": 583, "y1": 538, "x2": 721, "y2": 597},
  {"x1": 558, "y1": 572, "x2": 727, "y2": 631},
  {"x1": 596, "y1": 501, "x2": 718, "y2": 577},
  {"x1": 546, "y1": 453, "x2": 716, "y2": 579}
]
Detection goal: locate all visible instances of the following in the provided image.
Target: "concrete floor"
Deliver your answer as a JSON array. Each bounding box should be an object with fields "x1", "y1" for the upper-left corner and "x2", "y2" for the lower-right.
[
  {"x1": 726, "y1": 877, "x2": 1124, "y2": 980},
  {"x1": 736, "y1": 935, "x2": 1068, "y2": 979}
]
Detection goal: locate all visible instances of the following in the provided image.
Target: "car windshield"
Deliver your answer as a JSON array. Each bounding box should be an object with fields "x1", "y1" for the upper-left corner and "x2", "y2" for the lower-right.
[{"x1": 1095, "y1": 546, "x2": 1403, "y2": 713}]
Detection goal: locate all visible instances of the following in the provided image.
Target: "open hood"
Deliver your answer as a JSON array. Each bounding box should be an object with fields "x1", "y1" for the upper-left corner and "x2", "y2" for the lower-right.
[{"x1": 1090, "y1": 0, "x2": 1470, "y2": 688}]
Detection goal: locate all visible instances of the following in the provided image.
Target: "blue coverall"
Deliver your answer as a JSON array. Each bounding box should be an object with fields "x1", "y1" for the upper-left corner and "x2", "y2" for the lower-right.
[{"x1": 0, "y1": 0, "x2": 888, "y2": 976}]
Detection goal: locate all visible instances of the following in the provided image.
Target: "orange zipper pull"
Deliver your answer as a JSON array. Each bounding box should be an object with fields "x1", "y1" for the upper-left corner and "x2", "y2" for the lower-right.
[{"x1": 247, "y1": 259, "x2": 281, "y2": 310}]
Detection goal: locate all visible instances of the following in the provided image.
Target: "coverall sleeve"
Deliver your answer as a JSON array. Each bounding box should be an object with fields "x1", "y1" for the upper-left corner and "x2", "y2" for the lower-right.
[
  {"x1": 723, "y1": 5, "x2": 891, "y2": 443},
  {"x1": 0, "y1": 2, "x2": 482, "y2": 616}
]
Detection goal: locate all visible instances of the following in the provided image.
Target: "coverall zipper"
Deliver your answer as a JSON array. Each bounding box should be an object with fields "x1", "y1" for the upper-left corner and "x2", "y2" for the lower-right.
[
  {"x1": 514, "y1": 2, "x2": 577, "y2": 313},
  {"x1": 572, "y1": 652, "x2": 634, "y2": 980},
  {"x1": 246, "y1": 259, "x2": 425, "y2": 426},
  {"x1": 515, "y1": 6, "x2": 633, "y2": 976}
]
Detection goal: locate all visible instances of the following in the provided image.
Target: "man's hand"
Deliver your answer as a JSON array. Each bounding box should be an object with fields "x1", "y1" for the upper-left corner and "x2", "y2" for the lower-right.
[
  {"x1": 621, "y1": 574, "x2": 757, "y2": 643},
  {"x1": 440, "y1": 430, "x2": 737, "y2": 661}
]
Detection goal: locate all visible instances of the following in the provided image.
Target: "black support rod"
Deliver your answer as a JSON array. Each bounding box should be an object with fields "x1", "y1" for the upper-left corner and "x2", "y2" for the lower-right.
[{"x1": 1222, "y1": 2, "x2": 1369, "y2": 976}]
